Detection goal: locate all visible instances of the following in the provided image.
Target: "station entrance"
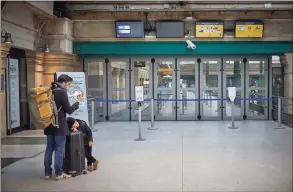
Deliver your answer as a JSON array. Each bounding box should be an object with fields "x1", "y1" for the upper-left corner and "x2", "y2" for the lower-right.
[{"x1": 84, "y1": 57, "x2": 271, "y2": 121}]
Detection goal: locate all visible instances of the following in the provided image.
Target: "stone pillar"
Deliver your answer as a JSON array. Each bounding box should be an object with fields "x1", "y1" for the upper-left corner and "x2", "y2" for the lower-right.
[
  {"x1": 42, "y1": 53, "x2": 80, "y2": 86},
  {"x1": 119, "y1": 69, "x2": 125, "y2": 99},
  {"x1": 26, "y1": 51, "x2": 44, "y2": 89},
  {"x1": 42, "y1": 18, "x2": 73, "y2": 54},
  {"x1": 1, "y1": 43, "x2": 9, "y2": 138},
  {"x1": 281, "y1": 53, "x2": 293, "y2": 115},
  {"x1": 111, "y1": 68, "x2": 119, "y2": 100}
]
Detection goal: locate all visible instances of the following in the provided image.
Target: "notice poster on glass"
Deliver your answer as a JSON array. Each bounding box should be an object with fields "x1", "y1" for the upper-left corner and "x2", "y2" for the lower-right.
[
  {"x1": 8, "y1": 58, "x2": 20, "y2": 129},
  {"x1": 55, "y1": 72, "x2": 89, "y2": 125}
]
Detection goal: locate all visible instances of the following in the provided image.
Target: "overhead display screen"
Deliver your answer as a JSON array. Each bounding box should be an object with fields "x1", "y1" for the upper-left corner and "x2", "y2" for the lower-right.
[
  {"x1": 235, "y1": 21, "x2": 264, "y2": 38},
  {"x1": 115, "y1": 21, "x2": 145, "y2": 38},
  {"x1": 195, "y1": 21, "x2": 224, "y2": 38},
  {"x1": 156, "y1": 21, "x2": 185, "y2": 38}
]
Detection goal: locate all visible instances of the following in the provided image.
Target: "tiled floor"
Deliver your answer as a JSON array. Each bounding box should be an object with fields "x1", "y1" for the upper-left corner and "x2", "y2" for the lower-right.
[{"x1": 1, "y1": 121, "x2": 292, "y2": 192}]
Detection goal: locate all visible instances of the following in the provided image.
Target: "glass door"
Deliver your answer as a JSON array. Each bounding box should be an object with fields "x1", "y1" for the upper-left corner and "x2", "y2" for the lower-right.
[
  {"x1": 223, "y1": 58, "x2": 245, "y2": 120},
  {"x1": 245, "y1": 58, "x2": 269, "y2": 119},
  {"x1": 107, "y1": 58, "x2": 130, "y2": 121},
  {"x1": 130, "y1": 58, "x2": 153, "y2": 121},
  {"x1": 84, "y1": 58, "x2": 107, "y2": 122},
  {"x1": 199, "y1": 58, "x2": 222, "y2": 120},
  {"x1": 154, "y1": 58, "x2": 176, "y2": 120},
  {"x1": 177, "y1": 58, "x2": 199, "y2": 120}
]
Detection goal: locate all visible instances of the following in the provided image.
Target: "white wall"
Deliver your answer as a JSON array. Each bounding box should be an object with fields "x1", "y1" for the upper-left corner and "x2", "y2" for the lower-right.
[{"x1": 1, "y1": 1, "x2": 38, "y2": 50}]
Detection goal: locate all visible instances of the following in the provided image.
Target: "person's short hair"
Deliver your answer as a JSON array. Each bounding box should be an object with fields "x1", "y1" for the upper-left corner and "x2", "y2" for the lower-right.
[{"x1": 57, "y1": 74, "x2": 73, "y2": 83}]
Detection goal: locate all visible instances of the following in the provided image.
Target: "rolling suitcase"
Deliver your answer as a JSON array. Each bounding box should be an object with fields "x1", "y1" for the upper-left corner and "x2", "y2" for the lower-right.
[{"x1": 63, "y1": 132, "x2": 87, "y2": 176}]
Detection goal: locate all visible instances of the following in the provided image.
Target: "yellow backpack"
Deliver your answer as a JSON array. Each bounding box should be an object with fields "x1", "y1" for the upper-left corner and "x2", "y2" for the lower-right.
[{"x1": 28, "y1": 86, "x2": 61, "y2": 129}]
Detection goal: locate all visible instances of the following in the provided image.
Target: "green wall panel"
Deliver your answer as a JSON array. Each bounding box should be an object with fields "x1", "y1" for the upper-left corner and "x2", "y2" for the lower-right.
[{"x1": 73, "y1": 41, "x2": 293, "y2": 56}]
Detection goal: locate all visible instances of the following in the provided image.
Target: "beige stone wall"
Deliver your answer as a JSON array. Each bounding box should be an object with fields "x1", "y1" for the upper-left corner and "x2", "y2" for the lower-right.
[
  {"x1": 42, "y1": 18, "x2": 74, "y2": 53},
  {"x1": 1, "y1": 1, "x2": 39, "y2": 50}
]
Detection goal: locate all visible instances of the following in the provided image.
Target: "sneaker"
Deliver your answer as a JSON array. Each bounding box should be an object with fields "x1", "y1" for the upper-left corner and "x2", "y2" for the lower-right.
[
  {"x1": 93, "y1": 160, "x2": 99, "y2": 170},
  {"x1": 44, "y1": 175, "x2": 52, "y2": 180},
  {"x1": 87, "y1": 165, "x2": 93, "y2": 172},
  {"x1": 55, "y1": 173, "x2": 72, "y2": 181}
]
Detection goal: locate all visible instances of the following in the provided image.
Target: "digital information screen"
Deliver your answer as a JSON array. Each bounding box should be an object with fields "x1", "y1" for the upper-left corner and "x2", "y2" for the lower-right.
[
  {"x1": 156, "y1": 21, "x2": 185, "y2": 38},
  {"x1": 195, "y1": 21, "x2": 224, "y2": 38},
  {"x1": 235, "y1": 21, "x2": 264, "y2": 38},
  {"x1": 116, "y1": 21, "x2": 145, "y2": 38}
]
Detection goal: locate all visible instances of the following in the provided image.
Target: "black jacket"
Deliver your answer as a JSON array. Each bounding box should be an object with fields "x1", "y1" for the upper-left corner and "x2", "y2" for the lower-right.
[
  {"x1": 44, "y1": 82, "x2": 79, "y2": 136},
  {"x1": 67, "y1": 117, "x2": 93, "y2": 145}
]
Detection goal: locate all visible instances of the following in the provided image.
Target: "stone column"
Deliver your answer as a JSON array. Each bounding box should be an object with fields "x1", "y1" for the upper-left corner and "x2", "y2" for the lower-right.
[
  {"x1": 1, "y1": 43, "x2": 9, "y2": 138},
  {"x1": 25, "y1": 51, "x2": 45, "y2": 130},
  {"x1": 119, "y1": 69, "x2": 125, "y2": 99},
  {"x1": 281, "y1": 53, "x2": 293, "y2": 115},
  {"x1": 26, "y1": 51, "x2": 44, "y2": 89},
  {"x1": 42, "y1": 53, "x2": 80, "y2": 85}
]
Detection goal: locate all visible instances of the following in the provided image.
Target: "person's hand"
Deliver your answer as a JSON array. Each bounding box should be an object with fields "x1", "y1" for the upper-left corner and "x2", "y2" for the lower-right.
[
  {"x1": 77, "y1": 93, "x2": 84, "y2": 102},
  {"x1": 72, "y1": 128, "x2": 78, "y2": 132},
  {"x1": 88, "y1": 141, "x2": 93, "y2": 147}
]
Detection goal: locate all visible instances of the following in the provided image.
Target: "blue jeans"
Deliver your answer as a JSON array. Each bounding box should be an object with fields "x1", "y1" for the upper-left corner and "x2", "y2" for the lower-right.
[{"x1": 44, "y1": 135, "x2": 66, "y2": 176}]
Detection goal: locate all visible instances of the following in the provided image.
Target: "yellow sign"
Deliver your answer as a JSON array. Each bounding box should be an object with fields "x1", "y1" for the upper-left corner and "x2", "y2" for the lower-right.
[
  {"x1": 235, "y1": 21, "x2": 264, "y2": 38},
  {"x1": 195, "y1": 21, "x2": 224, "y2": 38}
]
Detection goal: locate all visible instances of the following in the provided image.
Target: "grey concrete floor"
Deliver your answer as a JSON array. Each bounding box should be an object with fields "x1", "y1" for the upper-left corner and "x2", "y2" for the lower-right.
[{"x1": 1, "y1": 121, "x2": 292, "y2": 192}]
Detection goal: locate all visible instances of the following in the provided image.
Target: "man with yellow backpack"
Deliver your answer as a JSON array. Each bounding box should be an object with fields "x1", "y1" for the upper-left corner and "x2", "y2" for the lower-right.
[{"x1": 28, "y1": 74, "x2": 82, "y2": 181}]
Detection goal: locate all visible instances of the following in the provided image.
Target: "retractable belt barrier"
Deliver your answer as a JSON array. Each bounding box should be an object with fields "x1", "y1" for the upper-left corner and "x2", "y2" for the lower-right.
[{"x1": 90, "y1": 97, "x2": 284, "y2": 137}]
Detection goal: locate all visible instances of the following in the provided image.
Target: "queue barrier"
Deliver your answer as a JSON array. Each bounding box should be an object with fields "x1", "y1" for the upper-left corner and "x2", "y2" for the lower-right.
[{"x1": 90, "y1": 97, "x2": 284, "y2": 137}]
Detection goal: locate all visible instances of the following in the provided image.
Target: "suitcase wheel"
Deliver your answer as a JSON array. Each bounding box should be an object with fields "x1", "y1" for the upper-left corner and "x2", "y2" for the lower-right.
[
  {"x1": 72, "y1": 173, "x2": 77, "y2": 177},
  {"x1": 83, "y1": 170, "x2": 87, "y2": 175}
]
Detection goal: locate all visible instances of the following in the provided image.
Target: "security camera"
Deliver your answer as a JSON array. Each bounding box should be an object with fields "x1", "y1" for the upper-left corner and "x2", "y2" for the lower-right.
[{"x1": 186, "y1": 40, "x2": 196, "y2": 49}]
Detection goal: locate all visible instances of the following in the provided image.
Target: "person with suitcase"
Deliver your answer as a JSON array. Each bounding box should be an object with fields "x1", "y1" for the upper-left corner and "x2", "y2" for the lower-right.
[
  {"x1": 43, "y1": 74, "x2": 83, "y2": 181},
  {"x1": 67, "y1": 117, "x2": 99, "y2": 172}
]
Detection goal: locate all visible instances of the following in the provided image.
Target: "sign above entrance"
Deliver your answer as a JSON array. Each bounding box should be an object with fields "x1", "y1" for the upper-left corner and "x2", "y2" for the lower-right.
[
  {"x1": 195, "y1": 21, "x2": 224, "y2": 38},
  {"x1": 235, "y1": 20, "x2": 264, "y2": 38},
  {"x1": 134, "y1": 61, "x2": 146, "y2": 68},
  {"x1": 228, "y1": 87, "x2": 236, "y2": 102}
]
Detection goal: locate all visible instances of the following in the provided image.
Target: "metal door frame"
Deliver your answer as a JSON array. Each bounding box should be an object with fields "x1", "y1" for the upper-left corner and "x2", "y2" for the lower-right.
[
  {"x1": 83, "y1": 57, "x2": 107, "y2": 122},
  {"x1": 245, "y1": 57, "x2": 269, "y2": 120},
  {"x1": 107, "y1": 57, "x2": 131, "y2": 121},
  {"x1": 177, "y1": 57, "x2": 199, "y2": 120},
  {"x1": 130, "y1": 57, "x2": 153, "y2": 121},
  {"x1": 199, "y1": 57, "x2": 222, "y2": 120},
  {"x1": 222, "y1": 57, "x2": 245, "y2": 120},
  {"x1": 153, "y1": 57, "x2": 176, "y2": 120}
]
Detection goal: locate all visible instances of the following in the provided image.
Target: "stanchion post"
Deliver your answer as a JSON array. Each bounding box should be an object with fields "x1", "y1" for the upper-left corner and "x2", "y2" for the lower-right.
[
  {"x1": 228, "y1": 87, "x2": 238, "y2": 129},
  {"x1": 134, "y1": 86, "x2": 146, "y2": 141},
  {"x1": 275, "y1": 97, "x2": 284, "y2": 129},
  {"x1": 135, "y1": 102, "x2": 146, "y2": 141},
  {"x1": 228, "y1": 100, "x2": 238, "y2": 129},
  {"x1": 91, "y1": 100, "x2": 95, "y2": 129},
  {"x1": 147, "y1": 99, "x2": 158, "y2": 130}
]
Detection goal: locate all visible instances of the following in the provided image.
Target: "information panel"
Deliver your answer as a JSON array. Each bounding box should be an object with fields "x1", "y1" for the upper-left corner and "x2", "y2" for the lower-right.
[
  {"x1": 195, "y1": 21, "x2": 224, "y2": 38},
  {"x1": 116, "y1": 21, "x2": 145, "y2": 38},
  {"x1": 235, "y1": 21, "x2": 264, "y2": 38},
  {"x1": 156, "y1": 21, "x2": 185, "y2": 38}
]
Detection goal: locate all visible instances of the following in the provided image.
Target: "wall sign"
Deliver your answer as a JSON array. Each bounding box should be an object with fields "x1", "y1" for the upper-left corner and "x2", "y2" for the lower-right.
[
  {"x1": 195, "y1": 21, "x2": 224, "y2": 38},
  {"x1": 8, "y1": 58, "x2": 20, "y2": 129},
  {"x1": 235, "y1": 21, "x2": 264, "y2": 38},
  {"x1": 55, "y1": 72, "x2": 89, "y2": 125}
]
